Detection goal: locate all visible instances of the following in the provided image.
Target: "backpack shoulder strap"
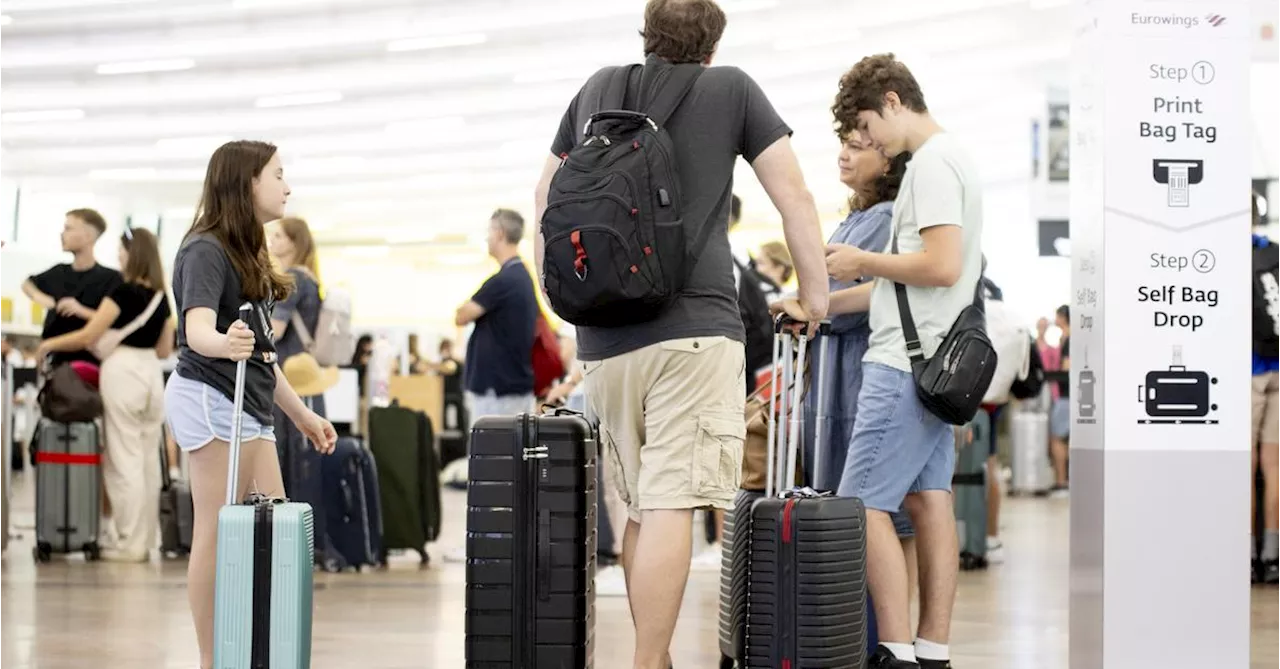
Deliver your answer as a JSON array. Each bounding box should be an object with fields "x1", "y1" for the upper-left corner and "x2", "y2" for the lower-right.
[
  {"x1": 599, "y1": 64, "x2": 641, "y2": 112},
  {"x1": 639, "y1": 63, "x2": 703, "y2": 127}
]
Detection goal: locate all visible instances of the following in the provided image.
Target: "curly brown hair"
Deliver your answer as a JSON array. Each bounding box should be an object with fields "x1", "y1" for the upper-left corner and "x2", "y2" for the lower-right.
[
  {"x1": 832, "y1": 53, "x2": 928, "y2": 140},
  {"x1": 640, "y1": 0, "x2": 726, "y2": 64}
]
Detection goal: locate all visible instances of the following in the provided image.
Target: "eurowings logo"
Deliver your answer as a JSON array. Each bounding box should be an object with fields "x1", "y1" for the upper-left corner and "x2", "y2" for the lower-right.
[{"x1": 1205, "y1": 14, "x2": 1226, "y2": 27}]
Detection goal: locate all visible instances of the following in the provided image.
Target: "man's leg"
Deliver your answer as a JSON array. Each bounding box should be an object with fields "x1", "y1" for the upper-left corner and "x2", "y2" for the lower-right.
[
  {"x1": 985, "y1": 407, "x2": 1005, "y2": 562},
  {"x1": 625, "y1": 337, "x2": 744, "y2": 669},
  {"x1": 1258, "y1": 373, "x2": 1279, "y2": 582},
  {"x1": 838, "y1": 363, "x2": 936, "y2": 661},
  {"x1": 1049, "y1": 398, "x2": 1070, "y2": 495}
]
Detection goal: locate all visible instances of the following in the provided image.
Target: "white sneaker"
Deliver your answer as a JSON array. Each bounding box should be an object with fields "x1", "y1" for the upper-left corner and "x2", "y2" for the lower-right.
[
  {"x1": 595, "y1": 565, "x2": 629, "y2": 597},
  {"x1": 690, "y1": 543, "x2": 723, "y2": 572},
  {"x1": 986, "y1": 536, "x2": 1005, "y2": 565}
]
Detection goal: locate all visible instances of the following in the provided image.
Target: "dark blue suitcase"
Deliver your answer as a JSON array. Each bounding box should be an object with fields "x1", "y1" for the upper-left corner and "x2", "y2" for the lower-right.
[
  {"x1": 277, "y1": 396, "x2": 345, "y2": 570},
  {"x1": 321, "y1": 437, "x2": 383, "y2": 570}
]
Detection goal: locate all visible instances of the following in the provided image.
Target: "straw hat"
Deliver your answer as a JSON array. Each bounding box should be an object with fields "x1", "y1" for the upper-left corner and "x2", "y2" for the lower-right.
[{"x1": 282, "y1": 353, "x2": 340, "y2": 397}]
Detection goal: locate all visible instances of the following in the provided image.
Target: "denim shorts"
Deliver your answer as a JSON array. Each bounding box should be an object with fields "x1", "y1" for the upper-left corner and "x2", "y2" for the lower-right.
[
  {"x1": 837, "y1": 362, "x2": 956, "y2": 513},
  {"x1": 1050, "y1": 397, "x2": 1071, "y2": 440},
  {"x1": 165, "y1": 371, "x2": 275, "y2": 452}
]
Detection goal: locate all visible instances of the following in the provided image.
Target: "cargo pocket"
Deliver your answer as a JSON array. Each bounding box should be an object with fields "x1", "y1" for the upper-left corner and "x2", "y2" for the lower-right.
[
  {"x1": 692, "y1": 413, "x2": 746, "y2": 497},
  {"x1": 600, "y1": 425, "x2": 631, "y2": 507}
]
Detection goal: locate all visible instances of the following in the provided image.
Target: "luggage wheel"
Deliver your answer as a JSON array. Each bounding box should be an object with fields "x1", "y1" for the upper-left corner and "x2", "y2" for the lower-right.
[
  {"x1": 719, "y1": 654, "x2": 737, "y2": 669},
  {"x1": 33, "y1": 542, "x2": 52, "y2": 563},
  {"x1": 84, "y1": 542, "x2": 101, "y2": 562}
]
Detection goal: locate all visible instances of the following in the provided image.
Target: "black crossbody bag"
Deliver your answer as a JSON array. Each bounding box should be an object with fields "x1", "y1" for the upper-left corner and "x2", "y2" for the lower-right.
[{"x1": 890, "y1": 230, "x2": 998, "y2": 425}]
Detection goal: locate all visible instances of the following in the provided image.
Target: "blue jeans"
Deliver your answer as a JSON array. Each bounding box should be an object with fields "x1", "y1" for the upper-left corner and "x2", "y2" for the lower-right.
[{"x1": 837, "y1": 363, "x2": 955, "y2": 513}]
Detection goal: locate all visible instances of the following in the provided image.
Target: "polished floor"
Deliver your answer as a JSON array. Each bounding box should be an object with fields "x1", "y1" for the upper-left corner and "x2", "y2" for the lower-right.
[{"x1": 1, "y1": 473, "x2": 1276, "y2": 669}]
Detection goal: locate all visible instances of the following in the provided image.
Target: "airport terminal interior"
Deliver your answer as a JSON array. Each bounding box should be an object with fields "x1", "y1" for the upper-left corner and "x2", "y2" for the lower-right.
[{"x1": 1, "y1": 1, "x2": 1279, "y2": 668}]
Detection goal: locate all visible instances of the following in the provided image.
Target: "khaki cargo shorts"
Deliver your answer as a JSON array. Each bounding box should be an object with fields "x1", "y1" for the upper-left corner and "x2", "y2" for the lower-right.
[
  {"x1": 583, "y1": 336, "x2": 746, "y2": 523},
  {"x1": 1253, "y1": 371, "x2": 1279, "y2": 447}
]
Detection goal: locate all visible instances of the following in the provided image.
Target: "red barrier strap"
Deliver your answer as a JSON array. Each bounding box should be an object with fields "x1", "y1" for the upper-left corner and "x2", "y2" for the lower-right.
[{"x1": 35, "y1": 452, "x2": 101, "y2": 466}]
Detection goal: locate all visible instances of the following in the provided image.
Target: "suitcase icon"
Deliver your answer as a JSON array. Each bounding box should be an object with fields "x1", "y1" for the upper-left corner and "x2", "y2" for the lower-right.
[{"x1": 1137, "y1": 346, "x2": 1217, "y2": 423}]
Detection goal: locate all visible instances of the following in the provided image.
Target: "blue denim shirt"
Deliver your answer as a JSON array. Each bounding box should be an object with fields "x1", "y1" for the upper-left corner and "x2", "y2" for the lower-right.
[
  {"x1": 1255, "y1": 234, "x2": 1279, "y2": 376},
  {"x1": 827, "y1": 201, "x2": 894, "y2": 335}
]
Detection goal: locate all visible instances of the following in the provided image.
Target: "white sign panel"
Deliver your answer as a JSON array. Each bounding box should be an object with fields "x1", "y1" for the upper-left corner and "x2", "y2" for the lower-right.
[{"x1": 1073, "y1": 0, "x2": 1251, "y2": 451}]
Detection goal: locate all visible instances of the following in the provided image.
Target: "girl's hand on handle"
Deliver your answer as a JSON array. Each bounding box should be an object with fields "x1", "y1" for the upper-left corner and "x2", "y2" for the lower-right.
[
  {"x1": 224, "y1": 320, "x2": 255, "y2": 362},
  {"x1": 297, "y1": 410, "x2": 338, "y2": 455}
]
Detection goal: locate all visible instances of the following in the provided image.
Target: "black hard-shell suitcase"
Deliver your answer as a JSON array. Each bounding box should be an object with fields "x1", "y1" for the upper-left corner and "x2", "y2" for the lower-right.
[
  {"x1": 464, "y1": 410, "x2": 597, "y2": 668},
  {"x1": 159, "y1": 432, "x2": 194, "y2": 558},
  {"x1": 743, "y1": 319, "x2": 868, "y2": 669}
]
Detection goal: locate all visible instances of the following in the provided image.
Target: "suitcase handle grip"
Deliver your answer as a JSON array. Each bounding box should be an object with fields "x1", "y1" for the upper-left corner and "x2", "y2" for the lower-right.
[{"x1": 224, "y1": 303, "x2": 253, "y2": 507}]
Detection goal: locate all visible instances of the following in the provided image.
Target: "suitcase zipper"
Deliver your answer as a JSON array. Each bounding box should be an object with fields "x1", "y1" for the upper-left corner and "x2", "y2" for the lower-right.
[
  {"x1": 520, "y1": 415, "x2": 548, "y2": 668},
  {"x1": 250, "y1": 501, "x2": 274, "y2": 668},
  {"x1": 781, "y1": 498, "x2": 797, "y2": 669}
]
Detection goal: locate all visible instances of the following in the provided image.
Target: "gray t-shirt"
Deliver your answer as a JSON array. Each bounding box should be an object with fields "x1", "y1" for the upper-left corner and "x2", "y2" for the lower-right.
[
  {"x1": 172, "y1": 234, "x2": 279, "y2": 425},
  {"x1": 551, "y1": 55, "x2": 792, "y2": 361},
  {"x1": 273, "y1": 267, "x2": 321, "y2": 363},
  {"x1": 865, "y1": 132, "x2": 985, "y2": 372}
]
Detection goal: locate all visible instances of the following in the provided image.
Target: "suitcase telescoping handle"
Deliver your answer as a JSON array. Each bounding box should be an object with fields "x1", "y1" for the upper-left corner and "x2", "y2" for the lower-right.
[
  {"x1": 224, "y1": 303, "x2": 253, "y2": 507},
  {"x1": 764, "y1": 315, "x2": 832, "y2": 499}
]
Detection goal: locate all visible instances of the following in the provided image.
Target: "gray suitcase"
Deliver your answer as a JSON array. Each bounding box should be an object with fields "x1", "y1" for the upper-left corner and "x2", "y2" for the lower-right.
[
  {"x1": 33, "y1": 419, "x2": 102, "y2": 562},
  {"x1": 1009, "y1": 409, "x2": 1053, "y2": 496}
]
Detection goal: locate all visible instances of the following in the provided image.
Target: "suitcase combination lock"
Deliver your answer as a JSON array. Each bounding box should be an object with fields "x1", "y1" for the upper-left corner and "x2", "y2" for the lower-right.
[{"x1": 522, "y1": 445, "x2": 549, "y2": 461}]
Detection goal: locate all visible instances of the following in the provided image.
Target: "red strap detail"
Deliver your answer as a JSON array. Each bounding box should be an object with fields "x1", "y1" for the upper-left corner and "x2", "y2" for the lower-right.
[
  {"x1": 631, "y1": 208, "x2": 638, "y2": 216},
  {"x1": 782, "y1": 498, "x2": 795, "y2": 543},
  {"x1": 36, "y1": 452, "x2": 101, "y2": 466},
  {"x1": 559, "y1": 152, "x2": 568, "y2": 159},
  {"x1": 643, "y1": 246, "x2": 652, "y2": 255},
  {"x1": 630, "y1": 265, "x2": 639, "y2": 274},
  {"x1": 782, "y1": 660, "x2": 792, "y2": 669},
  {"x1": 632, "y1": 140, "x2": 640, "y2": 150},
  {"x1": 570, "y1": 229, "x2": 587, "y2": 275}
]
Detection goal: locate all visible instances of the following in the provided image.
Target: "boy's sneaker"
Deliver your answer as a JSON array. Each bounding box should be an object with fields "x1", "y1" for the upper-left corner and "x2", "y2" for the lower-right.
[
  {"x1": 868, "y1": 646, "x2": 919, "y2": 668},
  {"x1": 986, "y1": 536, "x2": 1005, "y2": 565}
]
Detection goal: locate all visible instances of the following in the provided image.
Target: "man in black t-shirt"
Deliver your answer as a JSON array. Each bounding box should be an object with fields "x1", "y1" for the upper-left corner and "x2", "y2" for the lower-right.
[
  {"x1": 532, "y1": 2, "x2": 829, "y2": 665},
  {"x1": 22, "y1": 208, "x2": 123, "y2": 366}
]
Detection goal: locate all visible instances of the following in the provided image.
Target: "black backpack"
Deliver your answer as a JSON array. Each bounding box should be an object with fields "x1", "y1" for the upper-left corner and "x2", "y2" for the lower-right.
[
  {"x1": 734, "y1": 256, "x2": 774, "y2": 389},
  {"x1": 1254, "y1": 241, "x2": 1279, "y2": 358},
  {"x1": 542, "y1": 63, "x2": 708, "y2": 327},
  {"x1": 1009, "y1": 335, "x2": 1045, "y2": 401}
]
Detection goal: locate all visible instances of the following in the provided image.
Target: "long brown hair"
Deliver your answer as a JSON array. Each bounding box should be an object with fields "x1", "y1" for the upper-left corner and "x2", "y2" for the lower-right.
[
  {"x1": 184, "y1": 140, "x2": 292, "y2": 302},
  {"x1": 120, "y1": 228, "x2": 166, "y2": 291},
  {"x1": 276, "y1": 216, "x2": 319, "y2": 278}
]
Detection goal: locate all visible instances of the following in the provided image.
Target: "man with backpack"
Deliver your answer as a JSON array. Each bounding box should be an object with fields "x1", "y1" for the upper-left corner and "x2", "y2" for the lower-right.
[{"x1": 533, "y1": 2, "x2": 828, "y2": 666}]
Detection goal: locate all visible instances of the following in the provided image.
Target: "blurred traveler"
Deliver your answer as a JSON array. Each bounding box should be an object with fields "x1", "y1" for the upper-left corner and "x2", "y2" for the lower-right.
[
  {"x1": 37, "y1": 227, "x2": 174, "y2": 562},
  {"x1": 23, "y1": 208, "x2": 123, "y2": 367}
]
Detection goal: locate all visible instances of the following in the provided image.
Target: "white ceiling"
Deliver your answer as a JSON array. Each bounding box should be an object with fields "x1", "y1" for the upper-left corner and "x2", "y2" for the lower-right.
[{"x1": 0, "y1": 0, "x2": 1072, "y2": 243}]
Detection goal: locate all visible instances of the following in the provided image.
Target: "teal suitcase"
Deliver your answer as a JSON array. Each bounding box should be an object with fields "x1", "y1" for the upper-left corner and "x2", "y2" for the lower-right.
[
  {"x1": 213, "y1": 305, "x2": 316, "y2": 668},
  {"x1": 953, "y1": 407, "x2": 990, "y2": 571}
]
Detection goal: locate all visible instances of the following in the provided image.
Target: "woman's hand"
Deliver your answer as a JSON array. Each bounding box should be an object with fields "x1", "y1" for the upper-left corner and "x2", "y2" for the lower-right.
[
  {"x1": 223, "y1": 319, "x2": 255, "y2": 362},
  {"x1": 769, "y1": 297, "x2": 811, "y2": 323},
  {"x1": 35, "y1": 341, "x2": 53, "y2": 361},
  {"x1": 543, "y1": 381, "x2": 574, "y2": 407},
  {"x1": 294, "y1": 410, "x2": 338, "y2": 455},
  {"x1": 825, "y1": 243, "x2": 870, "y2": 282}
]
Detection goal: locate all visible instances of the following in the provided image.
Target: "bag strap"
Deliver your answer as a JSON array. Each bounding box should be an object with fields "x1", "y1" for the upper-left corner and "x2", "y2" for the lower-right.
[
  {"x1": 119, "y1": 291, "x2": 165, "y2": 341},
  {"x1": 601, "y1": 64, "x2": 640, "y2": 113},
  {"x1": 639, "y1": 63, "x2": 703, "y2": 128},
  {"x1": 890, "y1": 231, "x2": 927, "y2": 366},
  {"x1": 290, "y1": 311, "x2": 314, "y2": 351}
]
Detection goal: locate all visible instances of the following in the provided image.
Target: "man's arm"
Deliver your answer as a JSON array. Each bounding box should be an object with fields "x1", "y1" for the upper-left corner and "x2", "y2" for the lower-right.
[
  {"x1": 22, "y1": 279, "x2": 56, "y2": 310},
  {"x1": 859, "y1": 224, "x2": 963, "y2": 288},
  {"x1": 749, "y1": 136, "x2": 828, "y2": 321},
  {"x1": 455, "y1": 301, "x2": 486, "y2": 327},
  {"x1": 533, "y1": 153, "x2": 560, "y2": 295}
]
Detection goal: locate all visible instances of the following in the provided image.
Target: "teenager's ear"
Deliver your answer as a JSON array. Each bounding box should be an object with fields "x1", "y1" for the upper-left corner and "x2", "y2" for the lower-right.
[{"x1": 883, "y1": 91, "x2": 902, "y2": 113}]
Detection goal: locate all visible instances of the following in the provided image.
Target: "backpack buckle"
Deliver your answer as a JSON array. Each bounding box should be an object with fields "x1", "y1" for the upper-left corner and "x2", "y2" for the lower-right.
[{"x1": 575, "y1": 266, "x2": 589, "y2": 281}]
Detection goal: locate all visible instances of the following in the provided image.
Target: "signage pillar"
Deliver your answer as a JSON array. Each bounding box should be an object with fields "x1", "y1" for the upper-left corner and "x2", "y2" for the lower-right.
[{"x1": 1070, "y1": 1, "x2": 1253, "y2": 667}]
